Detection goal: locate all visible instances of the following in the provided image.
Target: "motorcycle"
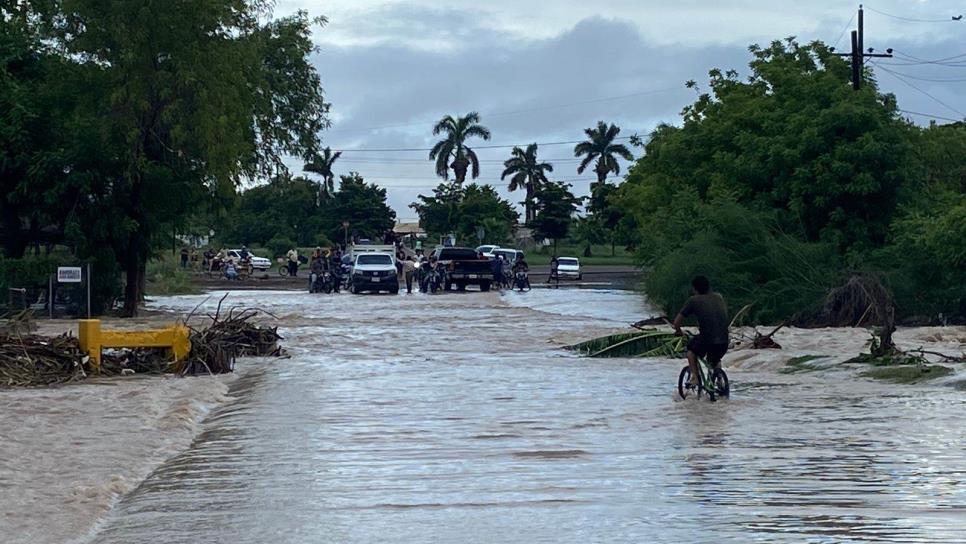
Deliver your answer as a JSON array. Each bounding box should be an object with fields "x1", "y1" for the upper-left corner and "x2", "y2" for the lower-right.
[
  {"x1": 423, "y1": 268, "x2": 443, "y2": 293},
  {"x1": 309, "y1": 271, "x2": 336, "y2": 294},
  {"x1": 514, "y1": 270, "x2": 530, "y2": 292}
]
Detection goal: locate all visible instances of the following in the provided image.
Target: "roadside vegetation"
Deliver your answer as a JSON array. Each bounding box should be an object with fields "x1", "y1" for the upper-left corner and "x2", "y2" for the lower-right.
[
  {"x1": 615, "y1": 39, "x2": 966, "y2": 326},
  {"x1": 2, "y1": 1, "x2": 963, "y2": 328}
]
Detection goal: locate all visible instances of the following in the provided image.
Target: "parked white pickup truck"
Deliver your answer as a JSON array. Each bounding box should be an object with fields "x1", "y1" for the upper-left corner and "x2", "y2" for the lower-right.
[{"x1": 348, "y1": 246, "x2": 398, "y2": 294}]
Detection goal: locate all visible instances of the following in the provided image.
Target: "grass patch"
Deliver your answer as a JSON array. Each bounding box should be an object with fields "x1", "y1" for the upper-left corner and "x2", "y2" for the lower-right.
[
  {"x1": 146, "y1": 256, "x2": 201, "y2": 296},
  {"x1": 781, "y1": 354, "x2": 829, "y2": 374},
  {"x1": 528, "y1": 244, "x2": 637, "y2": 266},
  {"x1": 861, "y1": 365, "x2": 953, "y2": 384}
]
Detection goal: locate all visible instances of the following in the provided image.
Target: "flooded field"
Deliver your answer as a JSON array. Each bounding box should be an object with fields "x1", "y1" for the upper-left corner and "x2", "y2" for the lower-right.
[{"x1": 4, "y1": 289, "x2": 966, "y2": 543}]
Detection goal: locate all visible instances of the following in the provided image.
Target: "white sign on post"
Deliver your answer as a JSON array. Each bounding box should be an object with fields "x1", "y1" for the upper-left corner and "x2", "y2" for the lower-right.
[{"x1": 57, "y1": 267, "x2": 83, "y2": 283}]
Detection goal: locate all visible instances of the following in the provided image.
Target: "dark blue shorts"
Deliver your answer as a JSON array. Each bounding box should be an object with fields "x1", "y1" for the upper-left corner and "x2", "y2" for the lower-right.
[{"x1": 687, "y1": 336, "x2": 728, "y2": 364}]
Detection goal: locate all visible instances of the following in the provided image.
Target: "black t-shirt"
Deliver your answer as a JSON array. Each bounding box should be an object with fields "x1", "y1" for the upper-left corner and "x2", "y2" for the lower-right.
[{"x1": 680, "y1": 292, "x2": 729, "y2": 345}]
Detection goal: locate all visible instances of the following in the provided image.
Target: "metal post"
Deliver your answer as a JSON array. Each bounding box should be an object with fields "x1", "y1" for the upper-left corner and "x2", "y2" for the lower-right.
[
  {"x1": 48, "y1": 274, "x2": 53, "y2": 319},
  {"x1": 86, "y1": 263, "x2": 92, "y2": 319}
]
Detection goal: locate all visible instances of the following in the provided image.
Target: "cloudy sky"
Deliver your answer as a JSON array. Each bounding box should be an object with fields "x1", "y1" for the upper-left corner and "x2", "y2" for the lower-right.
[{"x1": 275, "y1": 0, "x2": 966, "y2": 220}]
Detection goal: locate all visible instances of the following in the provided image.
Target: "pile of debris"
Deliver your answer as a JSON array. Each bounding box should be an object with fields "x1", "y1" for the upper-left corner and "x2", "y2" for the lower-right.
[
  {"x1": 0, "y1": 333, "x2": 88, "y2": 387},
  {"x1": 1, "y1": 298, "x2": 282, "y2": 387},
  {"x1": 178, "y1": 305, "x2": 282, "y2": 376}
]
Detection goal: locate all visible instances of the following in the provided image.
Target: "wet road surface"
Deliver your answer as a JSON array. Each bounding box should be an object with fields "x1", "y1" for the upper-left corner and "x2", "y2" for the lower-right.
[{"x1": 84, "y1": 289, "x2": 966, "y2": 543}]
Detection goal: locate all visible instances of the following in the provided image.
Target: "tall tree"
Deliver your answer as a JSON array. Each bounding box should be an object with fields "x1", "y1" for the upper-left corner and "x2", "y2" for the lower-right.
[
  {"x1": 501, "y1": 143, "x2": 553, "y2": 223},
  {"x1": 530, "y1": 181, "x2": 581, "y2": 256},
  {"x1": 574, "y1": 121, "x2": 634, "y2": 189},
  {"x1": 323, "y1": 173, "x2": 396, "y2": 245},
  {"x1": 304, "y1": 146, "x2": 342, "y2": 199},
  {"x1": 429, "y1": 112, "x2": 491, "y2": 184},
  {"x1": 410, "y1": 183, "x2": 518, "y2": 244},
  {"x1": 50, "y1": 2, "x2": 330, "y2": 315}
]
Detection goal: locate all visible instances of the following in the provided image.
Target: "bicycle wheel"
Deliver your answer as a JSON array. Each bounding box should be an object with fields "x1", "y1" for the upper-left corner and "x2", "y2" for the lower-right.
[
  {"x1": 278, "y1": 265, "x2": 288, "y2": 277},
  {"x1": 677, "y1": 366, "x2": 693, "y2": 400},
  {"x1": 712, "y1": 367, "x2": 730, "y2": 399}
]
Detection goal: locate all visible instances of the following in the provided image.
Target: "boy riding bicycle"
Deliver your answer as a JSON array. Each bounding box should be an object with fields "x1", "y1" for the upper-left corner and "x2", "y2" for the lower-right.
[{"x1": 672, "y1": 276, "x2": 729, "y2": 390}]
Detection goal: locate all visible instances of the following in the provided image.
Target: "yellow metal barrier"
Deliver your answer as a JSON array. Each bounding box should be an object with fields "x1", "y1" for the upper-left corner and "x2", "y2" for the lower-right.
[{"x1": 78, "y1": 319, "x2": 191, "y2": 374}]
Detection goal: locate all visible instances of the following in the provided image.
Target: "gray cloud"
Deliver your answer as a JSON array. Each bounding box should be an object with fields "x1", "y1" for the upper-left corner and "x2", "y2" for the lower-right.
[{"x1": 280, "y1": 2, "x2": 966, "y2": 218}]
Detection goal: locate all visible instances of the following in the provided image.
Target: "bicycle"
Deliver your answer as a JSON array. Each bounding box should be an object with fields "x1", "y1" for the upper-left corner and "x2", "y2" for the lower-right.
[{"x1": 677, "y1": 342, "x2": 730, "y2": 402}]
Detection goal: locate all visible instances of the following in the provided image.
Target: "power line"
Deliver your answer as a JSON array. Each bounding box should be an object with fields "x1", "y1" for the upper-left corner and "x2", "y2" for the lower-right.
[
  {"x1": 325, "y1": 87, "x2": 681, "y2": 135},
  {"x1": 334, "y1": 136, "x2": 633, "y2": 153},
  {"x1": 335, "y1": 157, "x2": 585, "y2": 164},
  {"x1": 897, "y1": 109, "x2": 963, "y2": 123},
  {"x1": 832, "y1": 12, "x2": 856, "y2": 49},
  {"x1": 874, "y1": 62, "x2": 966, "y2": 117},
  {"x1": 864, "y1": 5, "x2": 962, "y2": 23},
  {"x1": 894, "y1": 50, "x2": 966, "y2": 64},
  {"x1": 868, "y1": 69, "x2": 966, "y2": 83}
]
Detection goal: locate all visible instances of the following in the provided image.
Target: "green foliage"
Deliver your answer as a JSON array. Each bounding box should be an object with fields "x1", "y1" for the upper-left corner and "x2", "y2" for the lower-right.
[
  {"x1": 13, "y1": 1, "x2": 332, "y2": 315},
  {"x1": 882, "y1": 193, "x2": 966, "y2": 319},
  {"x1": 502, "y1": 143, "x2": 553, "y2": 222},
  {"x1": 267, "y1": 236, "x2": 297, "y2": 260},
  {"x1": 324, "y1": 173, "x2": 396, "y2": 243},
  {"x1": 565, "y1": 330, "x2": 685, "y2": 358},
  {"x1": 530, "y1": 182, "x2": 581, "y2": 251},
  {"x1": 429, "y1": 112, "x2": 492, "y2": 184},
  {"x1": 618, "y1": 38, "x2": 966, "y2": 323},
  {"x1": 574, "y1": 121, "x2": 634, "y2": 183},
  {"x1": 411, "y1": 183, "x2": 518, "y2": 244},
  {"x1": 145, "y1": 257, "x2": 200, "y2": 297},
  {"x1": 644, "y1": 200, "x2": 840, "y2": 324},
  {"x1": 622, "y1": 39, "x2": 914, "y2": 253},
  {"x1": 572, "y1": 217, "x2": 606, "y2": 256},
  {"x1": 224, "y1": 172, "x2": 390, "y2": 253}
]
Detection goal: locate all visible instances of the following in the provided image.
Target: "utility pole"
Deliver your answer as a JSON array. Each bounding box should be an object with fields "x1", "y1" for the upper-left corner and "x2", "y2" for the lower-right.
[{"x1": 833, "y1": 5, "x2": 893, "y2": 90}]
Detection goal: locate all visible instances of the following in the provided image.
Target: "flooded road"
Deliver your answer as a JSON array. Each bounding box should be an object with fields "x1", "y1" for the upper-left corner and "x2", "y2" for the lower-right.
[{"x1": 77, "y1": 289, "x2": 965, "y2": 542}]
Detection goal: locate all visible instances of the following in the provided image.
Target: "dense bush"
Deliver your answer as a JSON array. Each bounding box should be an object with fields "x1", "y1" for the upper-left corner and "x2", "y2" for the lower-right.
[
  {"x1": 620, "y1": 39, "x2": 965, "y2": 324},
  {"x1": 644, "y1": 201, "x2": 840, "y2": 323}
]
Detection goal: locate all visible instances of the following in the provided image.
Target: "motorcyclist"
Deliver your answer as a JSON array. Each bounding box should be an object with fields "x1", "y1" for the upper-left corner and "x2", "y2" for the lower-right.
[
  {"x1": 309, "y1": 255, "x2": 325, "y2": 293},
  {"x1": 512, "y1": 255, "x2": 530, "y2": 290},
  {"x1": 328, "y1": 249, "x2": 342, "y2": 292}
]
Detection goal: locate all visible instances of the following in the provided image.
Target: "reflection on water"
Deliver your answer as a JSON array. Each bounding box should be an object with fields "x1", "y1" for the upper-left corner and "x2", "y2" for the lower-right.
[{"x1": 88, "y1": 289, "x2": 965, "y2": 543}]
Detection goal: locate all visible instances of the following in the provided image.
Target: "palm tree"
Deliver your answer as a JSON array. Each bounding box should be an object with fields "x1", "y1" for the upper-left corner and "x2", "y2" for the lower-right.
[
  {"x1": 429, "y1": 112, "x2": 491, "y2": 184},
  {"x1": 304, "y1": 147, "x2": 342, "y2": 199},
  {"x1": 501, "y1": 143, "x2": 553, "y2": 223},
  {"x1": 574, "y1": 121, "x2": 634, "y2": 187}
]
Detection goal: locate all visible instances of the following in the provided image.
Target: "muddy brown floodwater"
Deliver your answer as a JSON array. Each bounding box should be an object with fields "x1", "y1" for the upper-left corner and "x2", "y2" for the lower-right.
[{"x1": 13, "y1": 289, "x2": 966, "y2": 543}]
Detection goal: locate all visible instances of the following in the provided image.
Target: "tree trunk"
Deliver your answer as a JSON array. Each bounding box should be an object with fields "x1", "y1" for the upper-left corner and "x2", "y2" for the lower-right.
[
  {"x1": 121, "y1": 236, "x2": 143, "y2": 317},
  {"x1": 611, "y1": 239, "x2": 616, "y2": 257},
  {"x1": 525, "y1": 184, "x2": 534, "y2": 224},
  {"x1": 452, "y1": 156, "x2": 469, "y2": 185},
  {"x1": 2, "y1": 212, "x2": 26, "y2": 258},
  {"x1": 595, "y1": 160, "x2": 608, "y2": 184}
]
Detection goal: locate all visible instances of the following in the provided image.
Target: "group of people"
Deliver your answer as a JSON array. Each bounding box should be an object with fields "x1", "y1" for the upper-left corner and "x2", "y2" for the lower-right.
[
  {"x1": 176, "y1": 246, "x2": 253, "y2": 280},
  {"x1": 305, "y1": 247, "x2": 347, "y2": 293},
  {"x1": 385, "y1": 250, "x2": 532, "y2": 294}
]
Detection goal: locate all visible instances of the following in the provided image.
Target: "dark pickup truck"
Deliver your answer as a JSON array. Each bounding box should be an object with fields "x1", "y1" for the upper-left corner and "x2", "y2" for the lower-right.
[{"x1": 432, "y1": 247, "x2": 494, "y2": 292}]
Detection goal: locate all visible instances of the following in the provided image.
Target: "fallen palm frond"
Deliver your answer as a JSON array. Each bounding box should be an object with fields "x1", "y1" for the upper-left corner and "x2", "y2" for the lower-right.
[
  {"x1": 0, "y1": 333, "x2": 87, "y2": 387},
  {"x1": 566, "y1": 329, "x2": 685, "y2": 358}
]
